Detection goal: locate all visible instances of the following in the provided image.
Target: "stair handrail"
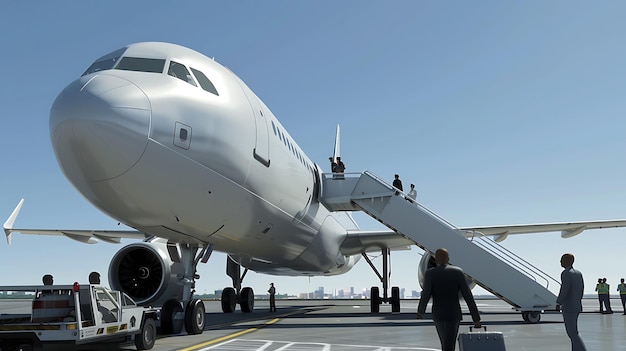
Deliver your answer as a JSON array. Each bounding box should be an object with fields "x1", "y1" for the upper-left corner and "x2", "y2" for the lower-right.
[
  {"x1": 468, "y1": 230, "x2": 560, "y2": 290},
  {"x1": 362, "y1": 171, "x2": 463, "y2": 233},
  {"x1": 322, "y1": 172, "x2": 363, "y2": 181},
  {"x1": 361, "y1": 170, "x2": 560, "y2": 291}
]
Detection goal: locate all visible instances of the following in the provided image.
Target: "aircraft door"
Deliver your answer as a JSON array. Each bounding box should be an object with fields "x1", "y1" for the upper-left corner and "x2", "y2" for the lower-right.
[{"x1": 244, "y1": 90, "x2": 270, "y2": 167}]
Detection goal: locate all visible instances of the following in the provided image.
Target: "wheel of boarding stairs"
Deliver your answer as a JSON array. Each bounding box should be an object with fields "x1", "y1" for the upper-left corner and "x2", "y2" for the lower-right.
[
  {"x1": 523, "y1": 311, "x2": 541, "y2": 323},
  {"x1": 370, "y1": 286, "x2": 380, "y2": 313}
]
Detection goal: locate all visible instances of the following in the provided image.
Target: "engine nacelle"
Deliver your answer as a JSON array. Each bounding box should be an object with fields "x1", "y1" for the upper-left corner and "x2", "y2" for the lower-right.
[
  {"x1": 417, "y1": 252, "x2": 476, "y2": 290},
  {"x1": 417, "y1": 252, "x2": 437, "y2": 289},
  {"x1": 109, "y1": 238, "x2": 185, "y2": 306}
]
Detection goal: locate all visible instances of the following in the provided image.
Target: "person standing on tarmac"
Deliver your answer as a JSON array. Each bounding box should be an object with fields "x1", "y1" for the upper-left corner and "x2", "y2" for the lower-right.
[
  {"x1": 595, "y1": 278, "x2": 604, "y2": 313},
  {"x1": 417, "y1": 248, "x2": 481, "y2": 351},
  {"x1": 556, "y1": 253, "x2": 587, "y2": 351},
  {"x1": 268, "y1": 283, "x2": 276, "y2": 312},
  {"x1": 617, "y1": 278, "x2": 626, "y2": 315},
  {"x1": 601, "y1": 278, "x2": 613, "y2": 314}
]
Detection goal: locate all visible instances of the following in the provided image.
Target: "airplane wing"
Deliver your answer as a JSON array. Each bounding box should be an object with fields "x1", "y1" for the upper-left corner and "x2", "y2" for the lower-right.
[
  {"x1": 3, "y1": 199, "x2": 148, "y2": 245},
  {"x1": 459, "y1": 219, "x2": 626, "y2": 242},
  {"x1": 340, "y1": 219, "x2": 626, "y2": 255},
  {"x1": 341, "y1": 230, "x2": 413, "y2": 255}
]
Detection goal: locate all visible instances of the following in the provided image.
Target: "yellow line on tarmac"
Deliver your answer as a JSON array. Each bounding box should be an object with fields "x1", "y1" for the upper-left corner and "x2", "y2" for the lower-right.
[{"x1": 177, "y1": 318, "x2": 280, "y2": 351}]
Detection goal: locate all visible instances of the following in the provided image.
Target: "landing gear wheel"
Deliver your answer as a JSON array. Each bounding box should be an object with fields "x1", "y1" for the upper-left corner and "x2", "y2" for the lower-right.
[
  {"x1": 391, "y1": 286, "x2": 400, "y2": 313},
  {"x1": 240, "y1": 287, "x2": 255, "y2": 312},
  {"x1": 135, "y1": 317, "x2": 156, "y2": 350},
  {"x1": 370, "y1": 286, "x2": 380, "y2": 313},
  {"x1": 160, "y1": 299, "x2": 184, "y2": 334},
  {"x1": 522, "y1": 311, "x2": 541, "y2": 323},
  {"x1": 221, "y1": 287, "x2": 237, "y2": 313},
  {"x1": 184, "y1": 299, "x2": 206, "y2": 335}
]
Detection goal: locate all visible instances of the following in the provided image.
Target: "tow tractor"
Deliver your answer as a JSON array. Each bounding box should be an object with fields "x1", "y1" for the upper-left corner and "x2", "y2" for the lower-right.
[{"x1": 0, "y1": 280, "x2": 158, "y2": 350}]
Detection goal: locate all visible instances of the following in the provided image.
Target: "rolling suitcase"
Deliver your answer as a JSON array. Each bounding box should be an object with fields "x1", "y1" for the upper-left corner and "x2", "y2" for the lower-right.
[{"x1": 458, "y1": 326, "x2": 506, "y2": 351}]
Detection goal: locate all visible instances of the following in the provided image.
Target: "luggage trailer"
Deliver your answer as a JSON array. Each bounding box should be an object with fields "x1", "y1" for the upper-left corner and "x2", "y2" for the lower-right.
[{"x1": 0, "y1": 282, "x2": 158, "y2": 350}]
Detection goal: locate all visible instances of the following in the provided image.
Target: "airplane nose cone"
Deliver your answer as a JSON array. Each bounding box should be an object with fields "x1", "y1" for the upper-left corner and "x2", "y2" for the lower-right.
[{"x1": 50, "y1": 74, "x2": 150, "y2": 182}]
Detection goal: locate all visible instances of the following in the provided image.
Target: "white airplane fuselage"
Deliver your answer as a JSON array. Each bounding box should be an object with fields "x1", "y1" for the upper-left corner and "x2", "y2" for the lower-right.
[{"x1": 50, "y1": 42, "x2": 358, "y2": 276}]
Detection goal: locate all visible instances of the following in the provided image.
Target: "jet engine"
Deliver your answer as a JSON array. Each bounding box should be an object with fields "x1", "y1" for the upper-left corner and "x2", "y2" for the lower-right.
[
  {"x1": 417, "y1": 252, "x2": 437, "y2": 289},
  {"x1": 417, "y1": 252, "x2": 476, "y2": 290},
  {"x1": 109, "y1": 238, "x2": 185, "y2": 306}
]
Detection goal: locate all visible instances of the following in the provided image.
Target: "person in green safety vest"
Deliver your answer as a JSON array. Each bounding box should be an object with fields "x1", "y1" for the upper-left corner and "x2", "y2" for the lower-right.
[
  {"x1": 618, "y1": 278, "x2": 626, "y2": 315},
  {"x1": 595, "y1": 278, "x2": 604, "y2": 313},
  {"x1": 600, "y1": 278, "x2": 613, "y2": 314}
]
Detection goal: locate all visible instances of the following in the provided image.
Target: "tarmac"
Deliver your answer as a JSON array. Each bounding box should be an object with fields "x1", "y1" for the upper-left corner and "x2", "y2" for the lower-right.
[{"x1": 2, "y1": 298, "x2": 626, "y2": 350}]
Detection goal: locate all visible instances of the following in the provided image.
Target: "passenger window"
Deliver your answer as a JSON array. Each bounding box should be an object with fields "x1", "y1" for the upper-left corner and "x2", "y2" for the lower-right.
[
  {"x1": 115, "y1": 57, "x2": 165, "y2": 73},
  {"x1": 168, "y1": 61, "x2": 197, "y2": 86},
  {"x1": 190, "y1": 67, "x2": 219, "y2": 96}
]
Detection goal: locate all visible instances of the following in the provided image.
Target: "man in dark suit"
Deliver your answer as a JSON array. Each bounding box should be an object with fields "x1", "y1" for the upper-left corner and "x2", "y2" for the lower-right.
[
  {"x1": 417, "y1": 248, "x2": 481, "y2": 351},
  {"x1": 556, "y1": 253, "x2": 587, "y2": 351}
]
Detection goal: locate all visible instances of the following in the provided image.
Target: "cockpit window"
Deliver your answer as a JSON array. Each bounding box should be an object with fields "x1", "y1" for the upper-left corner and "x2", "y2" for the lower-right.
[
  {"x1": 168, "y1": 61, "x2": 197, "y2": 87},
  {"x1": 82, "y1": 47, "x2": 127, "y2": 76},
  {"x1": 115, "y1": 57, "x2": 166, "y2": 73},
  {"x1": 190, "y1": 68, "x2": 219, "y2": 96}
]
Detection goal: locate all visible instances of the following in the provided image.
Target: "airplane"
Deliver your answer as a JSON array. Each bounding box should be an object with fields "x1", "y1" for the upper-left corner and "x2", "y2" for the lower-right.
[{"x1": 4, "y1": 42, "x2": 626, "y2": 334}]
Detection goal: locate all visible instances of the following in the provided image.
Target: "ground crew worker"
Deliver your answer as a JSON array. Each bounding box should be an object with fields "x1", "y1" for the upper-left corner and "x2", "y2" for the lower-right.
[
  {"x1": 268, "y1": 283, "x2": 276, "y2": 312},
  {"x1": 597, "y1": 278, "x2": 613, "y2": 314},
  {"x1": 618, "y1": 278, "x2": 626, "y2": 315},
  {"x1": 596, "y1": 278, "x2": 604, "y2": 313}
]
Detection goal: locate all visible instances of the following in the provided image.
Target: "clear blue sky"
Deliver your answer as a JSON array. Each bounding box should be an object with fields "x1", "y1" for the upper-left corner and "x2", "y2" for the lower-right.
[{"x1": 1, "y1": 1, "x2": 626, "y2": 296}]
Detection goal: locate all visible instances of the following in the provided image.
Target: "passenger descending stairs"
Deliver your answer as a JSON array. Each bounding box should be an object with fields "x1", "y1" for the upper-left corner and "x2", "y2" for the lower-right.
[{"x1": 321, "y1": 171, "x2": 559, "y2": 315}]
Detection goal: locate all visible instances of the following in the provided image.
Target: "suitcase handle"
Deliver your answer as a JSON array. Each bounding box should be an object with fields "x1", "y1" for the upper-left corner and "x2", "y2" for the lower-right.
[{"x1": 469, "y1": 326, "x2": 487, "y2": 332}]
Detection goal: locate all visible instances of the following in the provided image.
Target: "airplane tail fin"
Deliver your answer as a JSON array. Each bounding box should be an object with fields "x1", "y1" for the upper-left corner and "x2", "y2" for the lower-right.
[
  {"x1": 3, "y1": 199, "x2": 24, "y2": 245},
  {"x1": 332, "y1": 124, "x2": 341, "y2": 160}
]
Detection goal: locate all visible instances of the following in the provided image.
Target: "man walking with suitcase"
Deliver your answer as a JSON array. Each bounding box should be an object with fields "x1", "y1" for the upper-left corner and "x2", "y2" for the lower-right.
[
  {"x1": 556, "y1": 253, "x2": 587, "y2": 351},
  {"x1": 417, "y1": 248, "x2": 481, "y2": 351}
]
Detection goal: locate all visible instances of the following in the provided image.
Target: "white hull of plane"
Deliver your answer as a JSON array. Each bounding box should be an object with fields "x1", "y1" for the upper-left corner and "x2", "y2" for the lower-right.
[{"x1": 49, "y1": 43, "x2": 357, "y2": 276}]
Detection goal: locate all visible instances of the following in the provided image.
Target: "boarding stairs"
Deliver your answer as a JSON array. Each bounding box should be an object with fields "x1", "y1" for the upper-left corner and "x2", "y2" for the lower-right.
[{"x1": 321, "y1": 171, "x2": 559, "y2": 316}]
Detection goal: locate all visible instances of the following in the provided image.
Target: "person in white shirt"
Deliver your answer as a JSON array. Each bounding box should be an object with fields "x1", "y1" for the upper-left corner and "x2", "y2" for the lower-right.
[{"x1": 407, "y1": 183, "x2": 417, "y2": 201}]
